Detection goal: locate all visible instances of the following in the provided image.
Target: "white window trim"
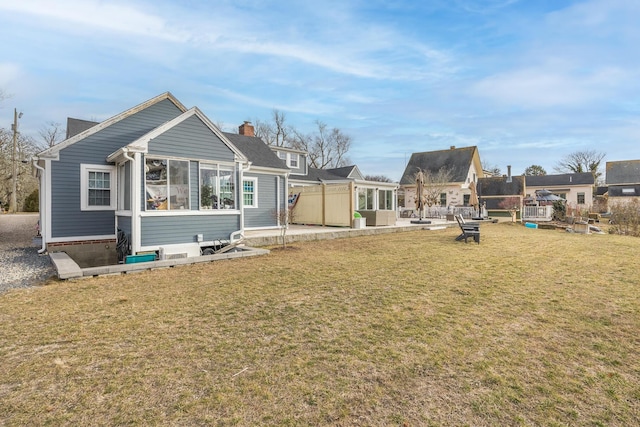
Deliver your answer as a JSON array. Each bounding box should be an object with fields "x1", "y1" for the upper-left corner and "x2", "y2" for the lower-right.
[
  {"x1": 145, "y1": 157, "x2": 192, "y2": 212},
  {"x1": 243, "y1": 177, "x2": 258, "y2": 208},
  {"x1": 81, "y1": 164, "x2": 116, "y2": 211},
  {"x1": 199, "y1": 163, "x2": 237, "y2": 211},
  {"x1": 289, "y1": 153, "x2": 299, "y2": 168}
]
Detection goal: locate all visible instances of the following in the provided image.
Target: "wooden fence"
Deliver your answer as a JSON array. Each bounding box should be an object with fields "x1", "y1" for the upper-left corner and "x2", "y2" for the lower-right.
[{"x1": 291, "y1": 182, "x2": 354, "y2": 227}]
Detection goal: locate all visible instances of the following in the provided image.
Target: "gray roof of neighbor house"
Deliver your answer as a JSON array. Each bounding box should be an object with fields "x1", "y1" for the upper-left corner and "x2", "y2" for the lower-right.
[
  {"x1": 223, "y1": 133, "x2": 289, "y2": 170},
  {"x1": 66, "y1": 118, "x2": 99, "y2": 139},
  {"x1": 606, "y1": 160, "x2": 640, "y2": 185},
  {"x1": 400, "y1": 146, "x2": 478, "y2": 185},
  {"x1": 525, "y1": 172, "x2": 594, "y2": 187},
  {"x1": 477, "y1": 176, "x2": 525, "y2": 197},
  {"x1": 608, "y1": 185, "x2": 640, "y2": 197}
]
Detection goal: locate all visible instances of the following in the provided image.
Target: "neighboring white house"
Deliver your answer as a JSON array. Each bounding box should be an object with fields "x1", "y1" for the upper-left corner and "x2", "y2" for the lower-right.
[
  {"x1": 525, "y1": 172, "x2": 595, "y2": 212},
  {"x1": 606, "y1": 160, "x2": 640, "y2": 207},
  {"x1": 399, "y1": 146, "x2": 484, "y2": 215}
]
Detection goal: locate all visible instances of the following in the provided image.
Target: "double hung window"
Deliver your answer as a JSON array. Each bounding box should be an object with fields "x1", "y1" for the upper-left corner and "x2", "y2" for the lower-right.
[
  {"x1": 81, "y1": 164, "x2": 116, "y2": 211},
  {"x1": 243, "y1": 178, "x2": 258, "y2": 208}
]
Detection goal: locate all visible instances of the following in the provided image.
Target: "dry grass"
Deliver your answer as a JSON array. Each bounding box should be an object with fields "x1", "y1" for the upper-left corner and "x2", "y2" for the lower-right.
[{"x1": 1, "y1": 223, "x2": 639, "y2": 426}]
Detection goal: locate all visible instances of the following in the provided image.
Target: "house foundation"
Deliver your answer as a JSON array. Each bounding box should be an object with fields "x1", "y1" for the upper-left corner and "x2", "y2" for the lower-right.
[{"x1": 47, "y1": 239, "x2": 118, "y2": 268}]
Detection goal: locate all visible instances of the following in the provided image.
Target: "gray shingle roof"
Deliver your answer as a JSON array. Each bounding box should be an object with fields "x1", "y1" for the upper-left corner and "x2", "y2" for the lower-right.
[
  {"x1": 606, "y1": 160, "x2": 640, "y2": 185},
  {"x1": 292, "y1": 167, "x2": 349, "y2": 182},
  {"x1": 223, "y1": 133, "x2": 288, "y2": 170},
  {"x1": 400, "y1": 146, "x2": 477, "y2": 185},
  {"x1": 66, "y1": 118, "x2": 99, "y2": 139},
  {"x1": 477, "y1": 176, "x2": 525, "y2": 197},
  {"x1": 327, "y1": 166, "x2": 358, "y2": 178},
  {"x1": 525, "y1": 172, "x2": 594, "y2": 187},
  {"x1": 608, "y1": 184, "x2": 640, "y2": 197}
]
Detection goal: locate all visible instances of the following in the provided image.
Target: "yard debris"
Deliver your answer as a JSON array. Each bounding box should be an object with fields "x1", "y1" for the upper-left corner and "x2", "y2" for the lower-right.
[{"x1": 232, "y1": 367, "x2": 249, "y2": 377}]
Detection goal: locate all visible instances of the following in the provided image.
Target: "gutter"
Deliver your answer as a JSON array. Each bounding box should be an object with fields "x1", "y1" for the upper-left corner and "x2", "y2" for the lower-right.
[{"x1": 121, "y1": 148, "x2": 140, "y2": 254}]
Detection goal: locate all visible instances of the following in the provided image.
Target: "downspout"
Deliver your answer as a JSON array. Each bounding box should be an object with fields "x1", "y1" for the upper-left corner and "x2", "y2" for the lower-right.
[
  {"x1": 284, "y1": 171, "x2": 292, "y2": 230},
  {"x1": 32, "y1": 158, "x2": 47, "y2": 254},
  {"x1": 276, "y1": 175, "x2": 281, "y2": 227}
]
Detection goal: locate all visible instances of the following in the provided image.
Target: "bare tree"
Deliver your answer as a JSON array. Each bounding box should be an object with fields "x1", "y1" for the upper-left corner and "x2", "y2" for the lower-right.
[
  {"x1": 254, "y1": 109, "x2": 294, "y2": 147},
  {"x1": 364, "y1": 174, "x2": 393, "y2": 182},
  {"x1": 271, "y1": 205, "x2": 297, "y2": 249},
  {"x1": 0, "y1": 128, "x2": 39, "y2": 211},
  {"x1": 293, "y1": 120, "x2": 352, "y2": 169},
  {"x1": 523, "y1": 164, "x2": 547, "y2": 176},
  {"x1": 254, "y1": 110, "x2": 354, "y2": 170},
  {"x1": 554, "y1": 150, "x2": 605, "y2": 184},
  {"x1": 482, "y1": 161, "x2": 501, "y2": 177},
  {"x1": 38, "y1": 121, "x2": 66, "y2": 148},
  {"x1": 498, "y1": 196, "x2": 521, "y2": 222},
  {"x1": 418, "y1": 167, "x2": 453, "y2": 208}
]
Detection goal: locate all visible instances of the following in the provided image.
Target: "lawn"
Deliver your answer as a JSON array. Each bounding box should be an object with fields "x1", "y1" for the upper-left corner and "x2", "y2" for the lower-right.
[{"x1": 1, "y1": 223, "x2": 639, "y2": 426}]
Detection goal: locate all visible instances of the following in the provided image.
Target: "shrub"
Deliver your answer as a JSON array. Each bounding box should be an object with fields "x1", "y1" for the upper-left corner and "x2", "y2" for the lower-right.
[
  {"x1": 552, "y1": 200, "x2": 566, "y2": 221},
  {"x1": 23, "y1": 189, "x2": 39, "y2": 212},
  {"x1": 609, "y1": 199, "x2": 640, "y2": 236}
]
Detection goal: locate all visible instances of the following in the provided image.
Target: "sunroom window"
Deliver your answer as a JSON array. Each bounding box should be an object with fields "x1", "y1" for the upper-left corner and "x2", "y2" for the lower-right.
[
  {"x1": 145, "y1": 158, "x2": 190, "y2": 211},
  {"x1": 378, "y1": 189, "x2": 393, "y2": 210},
  {"x1": 199, "y1": 163, "x2": 236, "y2": 210},
  {"x1": 358, "y1": 188, "x2": 374, "y2": 210}
]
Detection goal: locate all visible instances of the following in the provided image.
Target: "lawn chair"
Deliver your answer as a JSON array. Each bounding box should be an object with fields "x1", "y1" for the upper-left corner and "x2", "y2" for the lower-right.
[{"x1": 455, "y1": 214, "x2": 480, "y2": 244}]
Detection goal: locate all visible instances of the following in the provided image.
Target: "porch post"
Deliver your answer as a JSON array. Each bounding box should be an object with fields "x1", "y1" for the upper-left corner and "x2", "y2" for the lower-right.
[{"x1": 131, "y1": 152, "x2": 141, "y2": 254}]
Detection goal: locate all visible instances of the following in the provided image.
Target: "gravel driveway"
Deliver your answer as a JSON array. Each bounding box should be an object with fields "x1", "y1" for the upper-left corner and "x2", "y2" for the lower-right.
[{"x1": 0, "y1": 214, "x2": 55, "y2": 293}]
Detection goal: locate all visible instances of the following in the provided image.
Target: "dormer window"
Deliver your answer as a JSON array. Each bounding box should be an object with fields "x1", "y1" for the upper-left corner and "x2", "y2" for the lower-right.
[
  {"x1": 622, "y1": 188, "x2": 635, "y2": 195},
  {"x1": 277, "y1": 151, "x2": 299, "y2": 168},
  {"x1": 289, "y1": 153, "x2": 299, "y2": 168}
]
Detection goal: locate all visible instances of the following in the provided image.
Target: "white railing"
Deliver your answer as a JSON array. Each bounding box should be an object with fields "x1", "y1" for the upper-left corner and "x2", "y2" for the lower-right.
[
  {"x1": 522, "y1": 205, "x2": 553, "y2": 221},
  {"x1": 400, "y1": 206, "x2": 482, "y2": 219}
]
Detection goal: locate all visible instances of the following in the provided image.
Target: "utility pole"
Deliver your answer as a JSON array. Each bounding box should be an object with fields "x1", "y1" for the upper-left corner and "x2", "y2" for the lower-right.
[{"x1": 10, "y1": 108, "x2": 22, "y2": 213}]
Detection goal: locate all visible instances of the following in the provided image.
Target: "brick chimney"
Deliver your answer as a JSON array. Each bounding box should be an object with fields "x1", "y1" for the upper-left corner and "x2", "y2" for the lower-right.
[{"x1": 238, "y1": 121, "x2": 254, "y2": 137}]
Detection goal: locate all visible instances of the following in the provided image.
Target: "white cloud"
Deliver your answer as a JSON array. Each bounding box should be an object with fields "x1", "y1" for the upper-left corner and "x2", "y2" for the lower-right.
[
  {"x1": 0, "y1": 63, "x2": 21, "y2": 86},
  {"x1": 0, "y1": 0, "x2": 188, "y2": 41},
  {"x1": 454, "y1": 0, "x2": 521, "y2": 14},
  {"x1": 470, "y1": 67, "x2": 605, "y2": 108}
]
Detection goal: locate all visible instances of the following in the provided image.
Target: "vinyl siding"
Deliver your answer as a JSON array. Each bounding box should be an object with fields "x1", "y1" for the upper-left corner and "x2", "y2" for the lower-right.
[
  {"x1": 244, "y1": 173, "x2": 285, "y2": 228},
  {"x1": 117, "y1": 216, "x2": 132, "y2": 236},
  {"x1": 147, "y1": 115, "x2": 236, "y2": 162},
  {"x1": 51, "y1": 99, "x2": 183, "y2": 238},
  {"x1": 140, "y1": 215, "x2": 241, "y2": 247}
]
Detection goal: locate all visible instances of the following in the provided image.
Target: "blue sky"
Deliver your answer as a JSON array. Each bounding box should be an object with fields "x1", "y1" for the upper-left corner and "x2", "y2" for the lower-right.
[{"x1": 1, "y1": 0, "x2": 639, "y2": 181}]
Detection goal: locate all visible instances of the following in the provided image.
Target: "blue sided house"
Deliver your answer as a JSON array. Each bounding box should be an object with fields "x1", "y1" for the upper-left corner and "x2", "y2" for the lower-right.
[{"x1": 34, "y1": 93, "x2": 289, "y2": 267}]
